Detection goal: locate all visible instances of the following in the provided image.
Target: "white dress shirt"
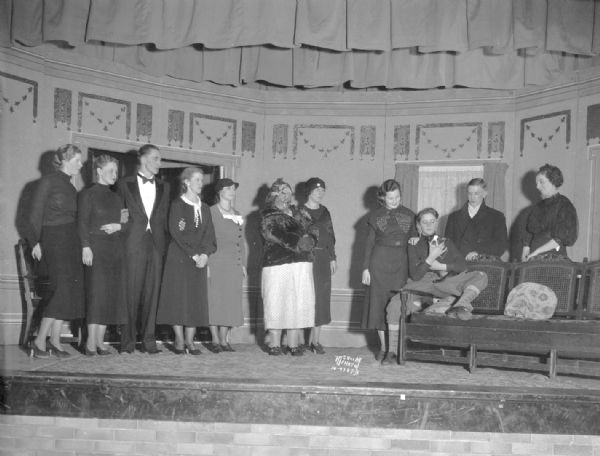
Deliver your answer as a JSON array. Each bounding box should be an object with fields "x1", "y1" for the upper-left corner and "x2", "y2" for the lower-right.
[
  {"x1": 468, "y1": 203, "x2": 482, "y2": 219},
  {"x1": 137, "y1": 174, "x2": 156, "y2": 231}
]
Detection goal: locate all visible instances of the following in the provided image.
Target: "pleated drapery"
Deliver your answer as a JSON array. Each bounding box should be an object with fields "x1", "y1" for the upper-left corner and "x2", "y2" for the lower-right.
[
  {"x1": 4, "y1": 0, "x2": 600, "y2": 90},
  {"x1": 482, "y1": 161, "x2": 509, "y2": 213}
]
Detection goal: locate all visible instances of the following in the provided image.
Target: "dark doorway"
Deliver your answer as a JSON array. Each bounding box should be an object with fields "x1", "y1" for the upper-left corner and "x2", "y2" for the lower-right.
[
  {"x1": 160, "y1": 158, "x2": 220, "y2": 204},
  {"x1": 87, "y1": 148, "x2": 220, "y2": 203}
]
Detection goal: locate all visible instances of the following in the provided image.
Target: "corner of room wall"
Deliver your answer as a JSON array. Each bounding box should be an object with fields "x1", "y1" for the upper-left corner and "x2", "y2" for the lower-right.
[{"x1": 2, "y1": 45, "x2": 600, "y2": 345}]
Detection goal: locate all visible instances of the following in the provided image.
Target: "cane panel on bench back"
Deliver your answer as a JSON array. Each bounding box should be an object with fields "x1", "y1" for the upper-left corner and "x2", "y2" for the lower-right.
[
  {"x1": 466, "y1": 260, "x2": 511, "y2": 313},
  {"x1": 581, "y1": 260, "x2": 600, "y2": 318},
  {"x1": 511, "y1": 259, "x2": 580, "y2": 317}
]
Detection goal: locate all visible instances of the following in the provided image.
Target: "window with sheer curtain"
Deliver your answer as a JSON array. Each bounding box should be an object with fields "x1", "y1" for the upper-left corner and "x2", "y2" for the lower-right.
[{"x1": 417, "y1": 165, "x2": 483, "y2": 234}]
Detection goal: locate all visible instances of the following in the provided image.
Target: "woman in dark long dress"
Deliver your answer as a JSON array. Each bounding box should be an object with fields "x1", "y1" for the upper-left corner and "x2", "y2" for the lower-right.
[
  {"x1": 78, "y1": 154, "x2": 126, "y2": 356},
  {"x1": 361, "y1": 179, "x2": 417, "y2": 362},
  {"x1": 157, "y1": 167, "x2": 216, "y2": 354},
  {"x1": 29, "y1": 144, "x2": 84, "y2": 358},
  {"x1": 206, "y1": 178, "x2": 246, "y2": 353},
  {"x1": 522, "y1": 163, "x2": 578, "y2": 260},
  {"x1": 301, "y1": 177, "x2": 336, "y2": 355}
]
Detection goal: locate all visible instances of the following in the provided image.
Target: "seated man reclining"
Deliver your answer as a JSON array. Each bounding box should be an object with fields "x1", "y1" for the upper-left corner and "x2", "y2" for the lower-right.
[{"x1": 403, "y1": 207, "x2": 488, "y2": 321}]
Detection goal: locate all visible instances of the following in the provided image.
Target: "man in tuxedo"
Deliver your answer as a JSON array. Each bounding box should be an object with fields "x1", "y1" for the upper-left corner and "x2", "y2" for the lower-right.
[
  {"x1": 444, "y1": 178, "x2": 508, "y2": 261},
  {"x1": 118, "y1": 144, "x2": 170, "y2": 354}
]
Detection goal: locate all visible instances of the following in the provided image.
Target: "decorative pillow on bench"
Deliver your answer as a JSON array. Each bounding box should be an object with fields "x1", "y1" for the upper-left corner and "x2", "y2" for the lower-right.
[{"x1": 503, "y1": 282, "x2": 557, "y2": 320}]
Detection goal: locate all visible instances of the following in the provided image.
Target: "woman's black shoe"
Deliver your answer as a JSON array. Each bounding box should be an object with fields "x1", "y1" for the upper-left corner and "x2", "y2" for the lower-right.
[
  {"x1": 48, "y1": 341, "x2": 71, "y2": 358},
  {"x1": 220, "y1": 343, "x2": 235, "y2": 352},
  {"x1": 268, "y1": 346, "x2": 282, "y2": 356},
  {"x1": 29, "y1": 342, "x2": 50, "y2": 359},
  {"x1": 310, "y1": 343, "x2": 326, "y2": 355},
  {"x1": 97, "y1": 347, "x2": 111, "y2": 356},
  {"x1": 171, "y1": 345, "x2": 186, "y2": 355},
  {"x1": 289, "y1": 347, "x2": 304, "y2": 357},
  {"x1": 185, "y1": 344, "x2": 202, "y2": 355},
  {"x1": 205, "y1": 342, "x2": 223, "y2": 354}
]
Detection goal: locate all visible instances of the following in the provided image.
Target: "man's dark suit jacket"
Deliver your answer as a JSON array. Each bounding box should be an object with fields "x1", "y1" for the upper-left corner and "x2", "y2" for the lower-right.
[
  {"x1": 117, "y1": 175, "x2": 170, "y2": 255},
  {"x1": 444, "y1": 201, "x2": 508, "y2": 258}
]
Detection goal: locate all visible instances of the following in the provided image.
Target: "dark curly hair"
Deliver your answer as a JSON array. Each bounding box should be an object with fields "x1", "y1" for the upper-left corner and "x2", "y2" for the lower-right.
[
  {"x1": 376, "y1": 179, "x2": 402, "y2": 206},
  {"x1": 537, "y1": 163, "x2": 563, "y2": 188}
]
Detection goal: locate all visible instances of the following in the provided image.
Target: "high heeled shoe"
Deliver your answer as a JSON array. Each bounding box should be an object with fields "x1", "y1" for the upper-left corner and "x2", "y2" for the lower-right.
[
  {"x1": 205, "y1": 342, "x2": 223, "y2": 354},
  {"x1": 29, "y1": 342, "x2": 50, "y2": 359},
  {"x1": 289, "y1": 346, "x2": 304, "y2": 357},
  {"x1": 185, "y1": 344, "x2": 202, "y2": 355},
  {"x1": 96, "y1": 347, "x2": 111, "y2": 356},
  {"x1": 84, "y1": 347, "x2": 96, "y2": 357},
  {"x1": 47, "y1": 341, "x2": 71, "y2": 358},
  {"x1": 310, "y1": 343, "x2": 326, "y2": 355},
  {"x1": 171, "y1": 343, "x2": 186, "y2": 354},
  {"x1": 220, "y1": 343, "x2": 235, "y2": 352}
]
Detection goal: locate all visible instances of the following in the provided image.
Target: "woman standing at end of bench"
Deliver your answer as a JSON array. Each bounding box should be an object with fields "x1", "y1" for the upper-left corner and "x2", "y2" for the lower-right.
[
  {"x1": 361, "y1": 179, "x2": 417, "y2": 365},
  {"x1": 522, "y1": 164, "x2": 578, "y2": 261}
]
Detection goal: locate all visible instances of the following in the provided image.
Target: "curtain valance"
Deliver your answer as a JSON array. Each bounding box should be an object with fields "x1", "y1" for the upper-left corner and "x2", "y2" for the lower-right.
[{"x1": 4, "y1": 0, "x2": 600, "y2": 89}]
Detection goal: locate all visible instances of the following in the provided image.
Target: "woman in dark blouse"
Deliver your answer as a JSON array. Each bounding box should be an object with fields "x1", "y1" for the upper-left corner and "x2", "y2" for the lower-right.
[
  {"x1": 301, "y1": 177, "x2": 336, "y2": 355},
  {"x1": 361, "y1": 179, "x2": 417, "y2": 362},
  {"x1": 78, "y1": 155, "x2": 126, "y2": 356},
  {"x1": 522, "y1": 164, "x2": 578, "y2": 260},
  {"x1": 29, "y1": 144, "x2": 84, "y2": 358},
  {"x1": 157, "y1": 167, "x2": 216, "y2": 354}
]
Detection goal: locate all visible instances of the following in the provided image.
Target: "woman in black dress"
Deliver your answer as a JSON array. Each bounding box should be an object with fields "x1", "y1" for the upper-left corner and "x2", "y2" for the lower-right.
[
  {"x1": 29, "y1": 144, "x2": 84, "y2": 358},
  {"x1": 301, "y1": 177, "x2": 336, "y2": 355},
  {"x1": 78, "y1": 155, "x2": 126, "y2": 356},
  {"x1": 157, "y1": 167, "x2": 216, "y2": 354},
  {"x1": 522, "y1": 163, "x2": 578, "y2": 260},
  {"x1": 361, "y1": 179, "x2": 417, "y2": 362}
]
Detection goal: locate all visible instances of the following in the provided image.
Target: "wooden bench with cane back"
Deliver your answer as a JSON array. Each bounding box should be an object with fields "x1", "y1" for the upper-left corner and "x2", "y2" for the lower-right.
[{"x1": 398, "y1": 258, "x2": 600, "y2": 378}]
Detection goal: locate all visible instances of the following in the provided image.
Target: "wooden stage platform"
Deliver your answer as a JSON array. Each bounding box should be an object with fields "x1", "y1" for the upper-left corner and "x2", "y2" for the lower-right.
[{"x1": 2, "y1": 343, "x2": 600, "y2": 435}]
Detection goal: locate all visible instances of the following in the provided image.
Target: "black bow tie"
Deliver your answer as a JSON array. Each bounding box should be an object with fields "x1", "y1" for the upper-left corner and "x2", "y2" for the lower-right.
[{"x1": 138, "y1": 174, "x2": 155, "y2": 184}]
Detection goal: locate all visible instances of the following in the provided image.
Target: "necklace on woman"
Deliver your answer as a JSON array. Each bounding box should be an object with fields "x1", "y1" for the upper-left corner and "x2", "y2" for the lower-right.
[{"x1": 218, "y1": 201, "x2": 234, "y2": 214}]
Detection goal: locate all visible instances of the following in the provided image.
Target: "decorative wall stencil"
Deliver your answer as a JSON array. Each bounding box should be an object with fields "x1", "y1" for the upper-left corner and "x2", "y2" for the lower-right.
[
  {"x1": 415, "y1": 123, "x2": 482, "y2": 159},
  {"x1": 520, "y1": 110, "x2": 570, "y2": 156},
  {"x1": 293, "y1": 125, "x2": 354, "y2": 159},
  {"x1": 587, "y1": 104, "x2": 600, "y2": 146},
  {"x1": 54, "y1": 88, "x2": 72, "y2": 129},
  {"x1": 394, "y1": 125, "x2": 410, "y2": 161},
  {"x1": 487, "y1": 121, "x2": 505, "y2": 158},
  {"x1": 359, "y1": 126, "x2": 376, "y2": 160},
  {"x1": 168, "y1": 110, "x2": 184, "y2": 147},
  {"x1": 78, "y1": 93, "x2": 131, "y2": 139},
  {"x1": 0, "y1": 71, "x2": 38, "y2": 123},
  {"x1": 241, "y1": 121, "x2": 256, "y2": 157},
  {"x1": 272, "y1": 124, "x2": 289, "y2": 159},
  {"x1": 189, "y1": 113, "x2": 237, "y2": 152},
  {"x1": 136, "y1": 104, "x2": 152, "y2": 142}
]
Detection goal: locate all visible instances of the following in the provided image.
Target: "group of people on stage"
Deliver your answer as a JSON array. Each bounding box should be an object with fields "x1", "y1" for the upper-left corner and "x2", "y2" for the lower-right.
[
  {"x1": 27, "y1": 143, "x2": 338, "y2": 359},
  {"x1": 28, "y1": 144, "x2": 248, "y2": 358},
  {"x1": 361, "y1": 167, "x2": 578, "y2": 365},
  {"x1": 26, "y1": 142, "x2": 578, "y2": 364}
]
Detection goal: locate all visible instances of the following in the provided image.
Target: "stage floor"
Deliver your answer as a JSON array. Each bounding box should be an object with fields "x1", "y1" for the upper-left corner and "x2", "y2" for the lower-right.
[
  {"x1": 3, "y1": 343, "x2": 600, "y2": 434},
  {"x1": 2, "y1": 342, "x2": 600, "y2": 390}
]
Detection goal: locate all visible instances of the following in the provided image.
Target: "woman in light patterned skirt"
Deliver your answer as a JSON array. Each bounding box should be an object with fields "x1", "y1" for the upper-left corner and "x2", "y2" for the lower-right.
[{"x1": 260, "y1": 179, "x2": 316, "y2": 357}]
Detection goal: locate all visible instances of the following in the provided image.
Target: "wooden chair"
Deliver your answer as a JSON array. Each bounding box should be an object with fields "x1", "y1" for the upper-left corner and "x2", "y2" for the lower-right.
[{"x1": 14, "y1": 239, "x2": 46, "y2": 347}]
